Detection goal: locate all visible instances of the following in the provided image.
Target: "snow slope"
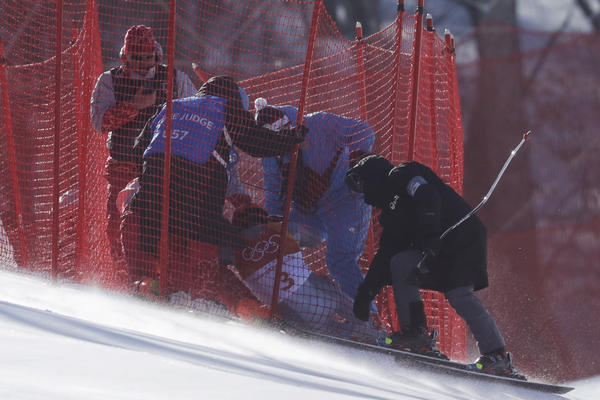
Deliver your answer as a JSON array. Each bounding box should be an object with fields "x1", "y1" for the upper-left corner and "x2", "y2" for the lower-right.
[{"x1": 0, "y1": 267, "x2": 596, "y2": 400}]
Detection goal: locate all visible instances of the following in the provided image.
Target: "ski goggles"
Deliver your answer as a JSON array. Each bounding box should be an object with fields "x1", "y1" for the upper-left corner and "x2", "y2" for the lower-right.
[
  {"x1": 344, "y1": 171, "x2": 365, "y2": 194},
  {"x1": 130, "y1": 53, "x2": 155, "y2": 61}
]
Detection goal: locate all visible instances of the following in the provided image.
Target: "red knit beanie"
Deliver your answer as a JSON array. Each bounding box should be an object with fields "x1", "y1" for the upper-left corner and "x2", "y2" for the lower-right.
[{"x1": 123, "y1": 25, "x2": 156, "y2": 55}]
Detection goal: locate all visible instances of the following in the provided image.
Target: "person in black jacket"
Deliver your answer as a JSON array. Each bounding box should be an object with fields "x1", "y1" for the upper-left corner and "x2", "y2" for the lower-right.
[{"x1": 345, "y1": 155, "x2": 519, "y2": 377}]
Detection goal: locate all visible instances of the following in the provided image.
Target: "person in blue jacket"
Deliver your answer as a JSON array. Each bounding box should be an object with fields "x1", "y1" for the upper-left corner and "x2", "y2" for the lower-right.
[
  {"x1": 230, "y1": 203, "x2": 380, "y2": 341},
  {"x1": 254, "y1": 98, "x2": 375, "y2": 306},
  {"x1": 122, "y1": 76, "x2": 307, "y2": 312}
]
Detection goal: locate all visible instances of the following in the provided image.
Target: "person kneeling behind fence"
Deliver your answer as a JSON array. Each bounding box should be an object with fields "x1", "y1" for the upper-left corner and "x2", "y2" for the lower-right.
[
  {"x1": 231, "y1": 203, "x2": 381, "y2": 341},
  {"x1": 117, "y1": 178, "x2": 270, "y2": 321},
  {"x1": 254, "y1": 98, "x2": 374, "y2": 309},
  {"x1": 116, "y1": 76, "x2": 306, "y2": 321}
]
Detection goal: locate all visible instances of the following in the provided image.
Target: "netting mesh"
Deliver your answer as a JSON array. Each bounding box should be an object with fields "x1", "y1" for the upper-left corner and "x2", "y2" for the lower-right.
[
  {"x1": 455, "y1": 25, "x2": 600, "y2": 380},
  {"x1": 0, "y1": 0, "x2": 465, "y2": 360}
]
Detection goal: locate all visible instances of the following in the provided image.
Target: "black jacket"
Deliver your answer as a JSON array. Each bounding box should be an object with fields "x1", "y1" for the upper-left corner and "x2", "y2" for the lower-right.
[
  {"x1": 109, "y1": 64, "x2": 176, "y2": 162},
  {"x1": 349, "y1": 157, "x2": 488, "y2": 293}
]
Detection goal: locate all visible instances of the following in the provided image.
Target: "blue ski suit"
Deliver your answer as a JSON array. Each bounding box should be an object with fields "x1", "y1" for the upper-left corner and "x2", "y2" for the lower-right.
[
  {"x1": 132, "y1": 89, "x2": 304, "y2": 255},
  {"x1": 262, "y1": 106, "x2": 374, "y2": 300}
]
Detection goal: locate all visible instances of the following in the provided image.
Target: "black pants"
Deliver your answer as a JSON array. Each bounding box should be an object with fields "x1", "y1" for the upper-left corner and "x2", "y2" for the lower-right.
[{"x1": 390, "y1": 250, "x2": 505, "y2": 354}]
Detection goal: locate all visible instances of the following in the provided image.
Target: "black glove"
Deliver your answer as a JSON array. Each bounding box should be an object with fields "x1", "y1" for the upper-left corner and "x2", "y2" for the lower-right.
[
  {"x1": 282, "y1": 124, "x2": 308, "y2": 144},
  {"x1": 353, "y1": 282, "x2": 377, "y2": 321}
]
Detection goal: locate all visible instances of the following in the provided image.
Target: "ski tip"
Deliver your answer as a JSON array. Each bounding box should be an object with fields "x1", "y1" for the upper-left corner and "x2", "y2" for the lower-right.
[{"x1": 523, "y1": 130, "x2": 532, "y2": 140}]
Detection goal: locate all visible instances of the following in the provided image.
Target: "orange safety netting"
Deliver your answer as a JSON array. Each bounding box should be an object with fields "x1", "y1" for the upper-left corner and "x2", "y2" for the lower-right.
[
  {"x1": 0, "y1": 0, "x2": 465, "y2": 359},
  {"x1": 456, "y1": 24, "x2": 600, "y2": 381}
]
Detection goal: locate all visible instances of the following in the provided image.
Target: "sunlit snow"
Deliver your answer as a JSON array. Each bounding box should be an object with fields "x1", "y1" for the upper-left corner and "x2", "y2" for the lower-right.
[{"x1": 0, "y1": 267, "x2": 596, "y2": 400}]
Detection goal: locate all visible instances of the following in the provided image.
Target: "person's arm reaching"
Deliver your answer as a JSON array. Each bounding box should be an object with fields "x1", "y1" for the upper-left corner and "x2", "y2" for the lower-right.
[
  {"x1": 91, "y1": 72, "x2": 152, "y2": 134},
  {"x1": 227, "y1": 107, "x2": 307, "y2": 157}
]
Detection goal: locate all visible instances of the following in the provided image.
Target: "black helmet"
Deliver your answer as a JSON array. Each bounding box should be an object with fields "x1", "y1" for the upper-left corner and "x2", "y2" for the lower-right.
[
  {"x1": 232, "y1": 204, "x2": 269, "y2": 231},
  {"x1": 344, "y1": 170, "x2": 365, "y2": 194},
  {"x1": 197, "y1": 75, "x2": 247, "y2": 110},
  {"x1": 345, "y1": 155, "x2": 394, "y2": 206}
]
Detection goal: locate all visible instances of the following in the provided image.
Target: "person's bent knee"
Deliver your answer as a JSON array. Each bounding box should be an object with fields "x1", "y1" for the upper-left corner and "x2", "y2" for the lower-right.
[
  {"x1": 445, "y1": 285, "x2": 477, "y2": 312},
  {"x1": 390, "y1": 250, "x2": 422, "y2": 282}
]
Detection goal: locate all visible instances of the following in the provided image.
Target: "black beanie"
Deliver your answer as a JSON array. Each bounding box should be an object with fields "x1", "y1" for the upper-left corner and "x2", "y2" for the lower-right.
[
  {"x1": 348, "y1": 155, "x2": 394, "y2": 207},
  {"x1": 255, "y1": 106, "x2": 286, "y2": 128},
  {"x1": 232, "y1": 204, "x2": 269, "y2": 231},
  {"x1": 197, "y1": 75, "x2": 243, "y2": 109}
]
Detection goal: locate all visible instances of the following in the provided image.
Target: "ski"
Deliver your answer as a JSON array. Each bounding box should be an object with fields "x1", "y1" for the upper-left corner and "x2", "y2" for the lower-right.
[
  {"x1": 151, "y1": 296, "x2": 574, "y2": 395},
  {"x1": 394, "y1": 355, "x2": 573, "y2": 394},
  {"x1": 279, "y1": 325, "x2": 573, "y2": 395}
]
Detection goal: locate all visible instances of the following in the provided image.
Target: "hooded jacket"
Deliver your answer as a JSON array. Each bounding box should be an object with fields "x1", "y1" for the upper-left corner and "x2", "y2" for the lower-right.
[
  {"x1": 348, "y1": 157, "x2": 488, "y2": 293},
  {"x1": 261, "y1": 105, "x2": 375, "y2": 215}
]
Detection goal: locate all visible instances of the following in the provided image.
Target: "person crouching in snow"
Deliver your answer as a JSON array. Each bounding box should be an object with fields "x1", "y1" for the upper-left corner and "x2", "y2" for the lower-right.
[
  {"x1": 119, "y1": 75, "x2": 307, "y2": 321},
  {"x1": 254, "y1": 98, "x2": 375, "y2": 310},
  {"x1": 231, "y1": 203, "x2": 381, "y2": 341},
  {"x1": 345, "y1": 155, "x2": 521, "y2": 377},
  {"x1": 117, "y1": 177, "x2": 267, "y2": 320}
]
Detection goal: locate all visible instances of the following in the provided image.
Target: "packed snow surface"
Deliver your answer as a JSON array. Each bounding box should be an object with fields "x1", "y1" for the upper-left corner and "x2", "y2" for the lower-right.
[{"x1": 0, "y1": 268, "x2": 597, "y2": 399}]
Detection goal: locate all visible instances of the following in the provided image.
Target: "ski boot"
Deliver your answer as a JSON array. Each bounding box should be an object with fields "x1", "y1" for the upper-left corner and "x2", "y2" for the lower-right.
[
  {"x1": 169, "y1": 291, "x2": 192, "y2": 307},
  {"x1": 380, "y1": 326, "x2": 448, "y2": 359},
  {"x1": 467, "y1": 351, "x2": 526, "y2": 380},
  {"x1": 235, "y1": 297, "x2": 272, "y2": 324},
  {"x1": 190, "y1": 297, "x2": 235, "y2": 318},
  {"x1": 134, "y1": 277, "x2": 160, "y2": 299},
  {"x1": 379, "y1": 301, "x2": 448, "y2": 359}
]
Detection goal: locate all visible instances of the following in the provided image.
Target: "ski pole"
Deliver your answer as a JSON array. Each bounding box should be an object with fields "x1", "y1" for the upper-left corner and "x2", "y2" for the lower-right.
[{"x1": 417, "y1": 130, "x2": 532, "y2": 272}]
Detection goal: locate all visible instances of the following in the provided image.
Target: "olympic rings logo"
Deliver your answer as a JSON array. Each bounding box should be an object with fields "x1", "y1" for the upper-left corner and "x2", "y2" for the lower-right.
[{"x1": 242, "y1": 234, "x2": 280, "y2": 262}]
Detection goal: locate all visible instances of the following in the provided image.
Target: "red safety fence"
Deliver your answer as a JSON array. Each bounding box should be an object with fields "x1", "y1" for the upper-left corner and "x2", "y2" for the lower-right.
[
  {"x1": 455, "y1": 24, "x2": 600, "y2": 381},
  {"x1": 0, "y1": 0, "x2": 466, "y2": 360}
]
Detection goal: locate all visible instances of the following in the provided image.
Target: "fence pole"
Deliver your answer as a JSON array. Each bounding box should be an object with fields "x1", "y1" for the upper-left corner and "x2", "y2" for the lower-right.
[
  {"x1": 158, "y1": 0, "x2": 177, "y2": 296},
  {"x1": 382, "y1": 0, "x2": 408, "y2": 332},
  {"x1": 426, "y1": 14, "x2": 439, "y2": 171},
  {"x1": 446, "y1": 31, "x2": 463, "y2": 187},
  {"x1": 0, "y1": 44, "x2": 28, "y2": 268},
  {"x1": 354, "y1": 20, "x2": 380, "y2": 293},
  {"x1": 354, "y1": 22, "x2": 368, "y2": 121},
  {"x1": 75, "y1": 0, "x2": 102, "y2": 267},
  {"x1": 71, "y1": 28, "x2": 88, "y2": 267},
  {"x1": 52, "y1": 0, "x2": 64, "y2": 279},
  {"x1": 270, "y1": 0, "x2": 322, "y2": 316},
  {"x1": 407, "y1": 0, "x2": 425, "y2": 161},
  {"x1": 390, "y1": 0, "x2": 405, "y2": 166},
  {"x1": 88, "y1": 0, "x2": 103, "y2": 73}
]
